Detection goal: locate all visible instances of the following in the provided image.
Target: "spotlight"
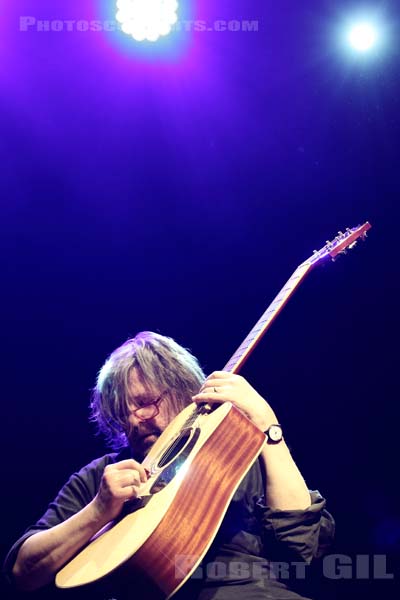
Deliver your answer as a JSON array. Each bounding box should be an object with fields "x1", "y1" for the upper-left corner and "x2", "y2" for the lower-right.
[
  {"x1": 116, "y1": 0, "x2": 179, "y2": 42},
  {"x1": 347, "y1": 22, "x2": 379, "y2": 52}
]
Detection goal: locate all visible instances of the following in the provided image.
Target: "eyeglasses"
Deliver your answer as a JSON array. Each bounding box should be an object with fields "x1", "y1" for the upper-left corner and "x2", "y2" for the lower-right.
[{"x1": 129, "y1": 389, "x2": 169, "y2": 421}]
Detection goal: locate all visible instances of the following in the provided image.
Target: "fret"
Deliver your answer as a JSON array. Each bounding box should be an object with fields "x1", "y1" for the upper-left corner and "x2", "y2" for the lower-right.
[
  {"x1": 222, "y1": 263, "x2": 313, "y2": 373},
  {"x1": 185, "y1": 406, "x2": 200, "y2": 427}
]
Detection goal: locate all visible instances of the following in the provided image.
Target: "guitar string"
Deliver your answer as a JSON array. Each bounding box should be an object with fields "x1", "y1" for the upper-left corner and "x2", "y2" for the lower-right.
[{"x1": 153, "y1": 405, "x2": 200, "y2": 467}]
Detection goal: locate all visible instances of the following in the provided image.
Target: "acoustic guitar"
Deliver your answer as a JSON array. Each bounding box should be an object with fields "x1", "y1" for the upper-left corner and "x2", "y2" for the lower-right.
[{"x1": 56, "y1": 222, "x2": 371, "y2": 597}]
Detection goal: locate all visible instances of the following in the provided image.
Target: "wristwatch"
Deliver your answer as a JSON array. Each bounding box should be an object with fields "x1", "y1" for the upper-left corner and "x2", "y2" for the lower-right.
[{"x1": 264, "y1": 424, "x2": 283, "y2": 444}]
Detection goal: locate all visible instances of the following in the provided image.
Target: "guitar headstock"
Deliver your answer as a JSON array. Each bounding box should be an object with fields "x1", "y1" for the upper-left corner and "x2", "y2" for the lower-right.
[{"x1": 308, "y1": 222, "x2": 372, "y2": 266}]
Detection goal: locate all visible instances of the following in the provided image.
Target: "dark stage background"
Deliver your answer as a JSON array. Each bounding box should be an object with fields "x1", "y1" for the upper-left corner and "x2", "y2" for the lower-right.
[{"x1": 1, "y1": 1, "x2": 399, "y2": 599}]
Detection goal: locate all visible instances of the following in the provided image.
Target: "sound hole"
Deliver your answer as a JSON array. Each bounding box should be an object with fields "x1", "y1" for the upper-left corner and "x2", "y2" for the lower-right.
[
  {"x1": 149, "y1": 428, "x2": 200, "y2": 494},
  {"x1": 157, "y1": 429, "x2": 192, "y2": 468}
]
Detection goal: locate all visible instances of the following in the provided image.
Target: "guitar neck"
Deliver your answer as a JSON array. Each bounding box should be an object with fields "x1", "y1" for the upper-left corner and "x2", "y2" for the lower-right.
[
  {"x1": 222, "y1": 261, "x2": 313, "y2": 374},
  {"x1": 222, "y1": 221, "x2": 371, "y2": 374}
]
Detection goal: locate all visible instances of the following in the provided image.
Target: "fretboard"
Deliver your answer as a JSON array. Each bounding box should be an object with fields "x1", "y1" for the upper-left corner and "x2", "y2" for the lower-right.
[
  {"x1": 221, "y1": 221, "x2": 371, "y2": 374},
  {"x1": 223, "y1": 261, "x2": 312, "y2": 374}
]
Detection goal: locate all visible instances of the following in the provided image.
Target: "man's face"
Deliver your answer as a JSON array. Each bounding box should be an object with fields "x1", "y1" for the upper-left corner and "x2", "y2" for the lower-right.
[{"x1": 126, "y1": 369, "x2": 177, "y2": 459}]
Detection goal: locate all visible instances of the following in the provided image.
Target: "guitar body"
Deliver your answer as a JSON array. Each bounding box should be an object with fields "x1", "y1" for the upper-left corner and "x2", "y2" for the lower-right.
[{"x1": 56, "y1": 402, "x2": 266, "y2": 598}]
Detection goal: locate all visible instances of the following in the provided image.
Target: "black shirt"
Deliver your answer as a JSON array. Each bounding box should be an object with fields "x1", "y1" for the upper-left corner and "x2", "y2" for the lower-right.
[{"x1": 4, "y1": 449, "x2": 334, "y2": 599}]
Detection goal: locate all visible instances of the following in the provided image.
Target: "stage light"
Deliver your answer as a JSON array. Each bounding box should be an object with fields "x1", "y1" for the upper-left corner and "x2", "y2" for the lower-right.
[
  {"x1": 347, "y1": 22, "x2": 379, "y2": 52},
  {"x1": 116, "y1": 0, "x2": 179, "y2": 42}
]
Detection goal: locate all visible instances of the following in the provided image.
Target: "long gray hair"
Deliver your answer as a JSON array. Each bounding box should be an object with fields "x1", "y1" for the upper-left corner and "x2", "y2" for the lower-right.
[{"x1": 90, "y1": 332, "x2": 205, "y2": 449}]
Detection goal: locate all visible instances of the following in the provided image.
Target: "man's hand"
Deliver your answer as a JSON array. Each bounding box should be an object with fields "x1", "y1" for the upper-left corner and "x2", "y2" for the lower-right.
[
  {"x1": 192, "y1": 371, "x2": 277, "y2": 432},
  {"x1": 12, "y1": 458, "x2": 148, "y2": 592},
  {"x1": 93, "y1": 459, "x2": 148, "y2": 522},
  {"x1": 193, "y1": 371, "x2": 311, "y2": 511}
]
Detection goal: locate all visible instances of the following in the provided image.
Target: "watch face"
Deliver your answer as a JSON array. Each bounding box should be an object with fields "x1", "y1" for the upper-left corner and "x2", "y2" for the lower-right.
[{"x1": 267, "y1": 425, "x2": 282, "y2": 442}]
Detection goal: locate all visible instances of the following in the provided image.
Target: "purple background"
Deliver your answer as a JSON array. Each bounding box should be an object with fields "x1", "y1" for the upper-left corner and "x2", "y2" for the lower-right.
[{"x1": 1, "y1": 1, "x2": 399, "y2": 598}]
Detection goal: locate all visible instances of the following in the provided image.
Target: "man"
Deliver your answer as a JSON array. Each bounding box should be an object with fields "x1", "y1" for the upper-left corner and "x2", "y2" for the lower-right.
[{"x1": 4, "y1": 331, "x2": 334, "y2": 599}]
